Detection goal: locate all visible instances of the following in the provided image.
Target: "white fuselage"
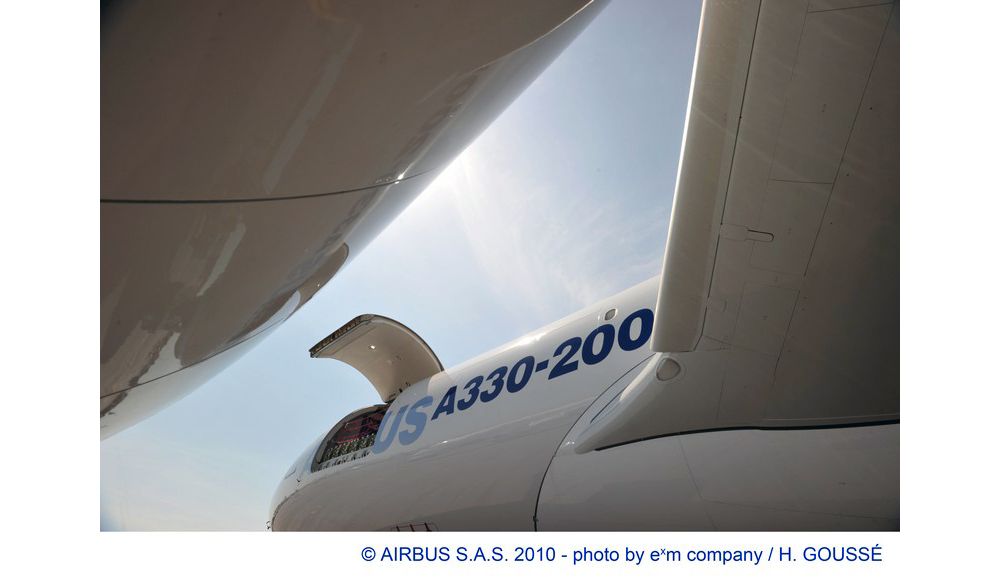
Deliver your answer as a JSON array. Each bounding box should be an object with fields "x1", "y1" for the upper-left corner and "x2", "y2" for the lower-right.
[{"x1": 270, "y1": 277, "x2": 898, "y2": 530}]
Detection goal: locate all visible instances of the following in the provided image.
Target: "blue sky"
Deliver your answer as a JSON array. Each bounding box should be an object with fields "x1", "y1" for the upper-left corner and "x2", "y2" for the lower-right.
[{"x1": 100, "y1": 0, "x2": 701, "y2": 531}]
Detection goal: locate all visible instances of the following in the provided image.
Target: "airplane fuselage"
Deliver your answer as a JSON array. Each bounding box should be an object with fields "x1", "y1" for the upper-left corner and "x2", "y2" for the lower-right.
[{"x1": 270, "y1": 277, "x2": 898, "y2": 530}]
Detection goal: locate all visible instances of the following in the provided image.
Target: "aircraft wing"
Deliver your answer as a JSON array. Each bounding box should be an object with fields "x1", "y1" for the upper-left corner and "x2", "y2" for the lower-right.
[
  {"x1": 573, "y1": 0, "x2": 898, "y2": 453},
  {"x1": 650, "y1": 0, "x2": 899, "y2": 426},
  {"x1": 100, "y1": 0, "x2": 602, "y2": 438}
]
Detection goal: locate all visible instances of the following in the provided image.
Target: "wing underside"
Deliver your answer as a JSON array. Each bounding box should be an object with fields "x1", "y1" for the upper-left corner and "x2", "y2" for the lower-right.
[{"x1": 651, "y1": 0, "x2": 899, "y2": 425}]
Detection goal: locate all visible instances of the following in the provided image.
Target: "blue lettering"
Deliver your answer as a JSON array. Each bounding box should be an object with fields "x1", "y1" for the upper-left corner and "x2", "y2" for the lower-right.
[
  {"x1": 399, "y1": 396, "x2": 433, "y2": 445},
  {"x1": 432, "y1": 386, "x2": 457, "y2": 420},
  {"x1": 618, "y1": 308, "x2": 654, "y2": 351},
  {"x1": 371, "y1": 404, "x2": 407, "y2": 454}
]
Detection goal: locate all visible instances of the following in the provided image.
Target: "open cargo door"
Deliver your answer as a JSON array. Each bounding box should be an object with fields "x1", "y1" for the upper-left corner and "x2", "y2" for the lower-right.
[{"x1": 310, "y1": 314, "x2": 443, "y2": 402}]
